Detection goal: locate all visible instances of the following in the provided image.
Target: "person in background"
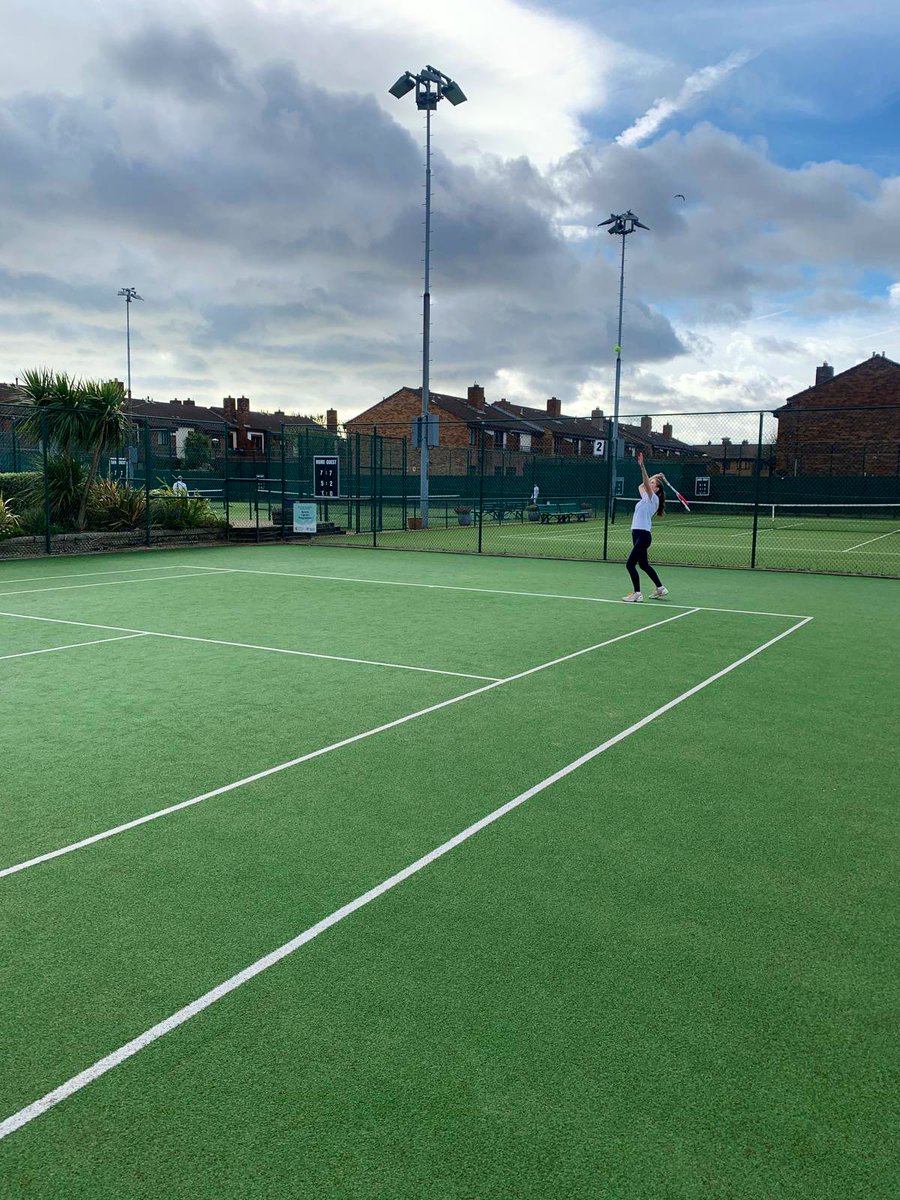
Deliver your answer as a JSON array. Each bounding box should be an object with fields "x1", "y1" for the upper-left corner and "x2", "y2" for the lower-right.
[
  {"x1": 172, "y1": 475, "x2": 189, "y2": 497},
  {"x1": 531, "y1": 483, "x2": 539, "y2": 505}
]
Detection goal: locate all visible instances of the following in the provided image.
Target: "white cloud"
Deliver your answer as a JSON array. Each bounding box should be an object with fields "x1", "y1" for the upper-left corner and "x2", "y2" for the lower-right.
[{"x1": 617, "y1": 50, "x2": 753, "y2": 148}]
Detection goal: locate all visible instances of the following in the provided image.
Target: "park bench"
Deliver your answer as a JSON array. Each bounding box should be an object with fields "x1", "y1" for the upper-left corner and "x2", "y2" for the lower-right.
[
  {"x1": 538, "y1": 502, "x2": 590, "y2": 524},
  {"x1": 482, "y1": 501, "x2": 527, "y2": 522}
]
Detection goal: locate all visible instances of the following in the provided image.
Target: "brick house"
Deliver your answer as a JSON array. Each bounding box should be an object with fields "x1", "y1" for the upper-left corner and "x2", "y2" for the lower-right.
[
  {"x1": 345, "y1": 384, "x2": 541, "y2": 474},
  {"x1": 209, "y1": 396, "x2": 327, "y2": 456},
  {"x1": 774, "y1": 354, "x2": 900, "y2": 476}
]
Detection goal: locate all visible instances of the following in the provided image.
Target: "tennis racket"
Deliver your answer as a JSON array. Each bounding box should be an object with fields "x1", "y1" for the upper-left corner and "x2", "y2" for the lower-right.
[{"x1": 661, "y1": 478, "x2": 691, "y2": 512}]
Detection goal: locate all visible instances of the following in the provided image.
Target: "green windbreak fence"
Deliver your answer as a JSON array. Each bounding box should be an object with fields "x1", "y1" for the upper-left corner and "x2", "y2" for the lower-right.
[{"x1": 2, "y1": 402, "x2": 898, "y2": 576}]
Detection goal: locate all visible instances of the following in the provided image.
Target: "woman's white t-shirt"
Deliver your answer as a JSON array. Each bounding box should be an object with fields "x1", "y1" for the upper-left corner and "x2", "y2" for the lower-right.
[{"x1": 631, "y1": 488, "x2": 659, "y2": 532}]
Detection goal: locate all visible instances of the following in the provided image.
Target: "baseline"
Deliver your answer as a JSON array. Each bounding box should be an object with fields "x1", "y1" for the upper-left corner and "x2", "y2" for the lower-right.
[
  {"x1": 0, "y1": 609, "x2": 696, "y2": 880},
  {"x1": 0, "y1": 573, "x2": 220, "y2": 601},
  {"x1": 0, "y1": 614, "x2": 811, "y2": 1142},
  {"x1": 0, "y1": 564, "x2": 196, "y2": 587},
  {"x1": 180, "y1": 562, "x2": 811, "y2": 619},
  {"x1": 0, "y1": 612, "x2": 499, "y2": 683}
]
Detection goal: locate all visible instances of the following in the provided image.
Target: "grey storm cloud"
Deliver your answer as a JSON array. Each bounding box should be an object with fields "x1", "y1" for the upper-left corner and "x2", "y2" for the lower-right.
[{"x1": 0, "y1": 19, "x2": 688, "y2": 410}]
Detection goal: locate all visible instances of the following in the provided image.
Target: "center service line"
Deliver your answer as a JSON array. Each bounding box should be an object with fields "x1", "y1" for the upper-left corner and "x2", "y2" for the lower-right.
[
  {"x1": 0, "y1": 609, "x2": 695, "y2": 882},
  {"x1": 0, "y1": 614, "x2": 811, "y2": 1143}
]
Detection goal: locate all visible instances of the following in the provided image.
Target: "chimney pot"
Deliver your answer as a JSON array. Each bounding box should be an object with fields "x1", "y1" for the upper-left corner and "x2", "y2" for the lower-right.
[{"x1": 815, "y1": 361, "x2": 835, "y2": 387}]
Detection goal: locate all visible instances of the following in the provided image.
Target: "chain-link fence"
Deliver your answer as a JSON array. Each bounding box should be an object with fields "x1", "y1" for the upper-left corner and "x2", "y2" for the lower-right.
[{"x1": 2, "y1": 403, "x2": 898, "y2": 576}]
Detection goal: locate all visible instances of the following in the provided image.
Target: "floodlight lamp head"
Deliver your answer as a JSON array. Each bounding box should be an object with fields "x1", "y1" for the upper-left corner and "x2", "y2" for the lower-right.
[
  {"x1": 389, "y1": 73, "x2": 415, "y2": 100},
  {"x1": 441, "y1": 80, "x2": 467, "y2": 106}
]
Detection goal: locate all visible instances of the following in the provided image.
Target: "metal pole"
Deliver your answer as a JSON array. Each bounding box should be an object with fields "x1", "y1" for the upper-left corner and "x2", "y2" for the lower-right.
[
  {"x1": 609, "y1": 230, "x2": 626, "y2": 519},
  {"x1": 420, "y1": 105, "x2": 432, "y2": 528},
  {"x1": 143, "y1": 418, "x2": 152, "y2": 547},
  {"x1": 477, "y1": 422, "x2": 486, "y2": 553},
  {"x1": 280, "y1": 423, "x2": 287, "y2": 539},
  {"x1": 372, "y1": 426, "x2": 378, "y2": 547},
  {"x1": 750, "y1": 411, "x2": 765, "y2": 569},
  {"x1": 125, "y1": 297, "x2": 132, "y2": 401},
  {"x1": 41, "y1": 410, "x2": 51, "y2": 555}
]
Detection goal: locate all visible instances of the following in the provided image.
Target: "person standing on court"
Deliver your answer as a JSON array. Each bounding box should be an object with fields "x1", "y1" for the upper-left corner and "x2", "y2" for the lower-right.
[
  {"x1": 623, "y1": 452, "x2": 669, "y2": 602},
  {"x1": 172, "y1": 475, "x2": 189, "y2": 497},
  {"x1": 531, "y1": 483, "x2": 539, "y2": 505}
]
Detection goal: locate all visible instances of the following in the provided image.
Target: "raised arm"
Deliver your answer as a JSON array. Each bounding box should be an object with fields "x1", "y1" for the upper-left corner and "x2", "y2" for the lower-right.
[{"x1": 638, "y1": 451, "x2": 652, "y2": 496}]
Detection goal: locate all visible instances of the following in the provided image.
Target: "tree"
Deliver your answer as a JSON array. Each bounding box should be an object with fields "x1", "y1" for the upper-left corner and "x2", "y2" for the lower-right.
[
  {"x1": 183, "y1": 429, "x2": 212, "y2": 470},
  {"x1": 19, "y1": 368, "x2": 131, "y2": 530}
]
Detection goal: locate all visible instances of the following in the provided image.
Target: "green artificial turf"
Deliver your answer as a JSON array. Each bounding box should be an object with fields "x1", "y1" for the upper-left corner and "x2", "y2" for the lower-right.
[{"x1": 0, "y1": 544, "x2": 897, "y2": 1199}]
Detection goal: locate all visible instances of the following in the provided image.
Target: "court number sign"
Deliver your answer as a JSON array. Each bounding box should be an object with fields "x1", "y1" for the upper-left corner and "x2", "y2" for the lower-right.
[
  {"x1": 313, "y1": 456, "x2": 340, "y2": 498},
  {"x1": 695, "y1": 476, "x2": 711, "y2": 497},
  {"x1": 592, "y1": 439, "x2": 606, "y2": 457}
]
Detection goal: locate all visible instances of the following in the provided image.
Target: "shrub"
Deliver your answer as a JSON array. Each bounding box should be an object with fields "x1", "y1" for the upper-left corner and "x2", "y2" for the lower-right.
[
  {"x1": 0, "y1": 495, "x2": 20, "y2": 540},
  {"x1": 15, "y1": 506, "x2": 51, "y2": 536},
  {"x1": 182, "y1": 430, "x2": 212, "y2": 470},
  {"x1": 150, "y1": 485, "x2": 223, "y2": 530},
  {"x1": 86, "y1": 478, "x2": 147, "y2": 530},
  {"x1": 0, "y1": 472, "x2": 41, "y2": 505},
  {"x1": 19, "y1": 454, "x2": 87, "y2": 525}
]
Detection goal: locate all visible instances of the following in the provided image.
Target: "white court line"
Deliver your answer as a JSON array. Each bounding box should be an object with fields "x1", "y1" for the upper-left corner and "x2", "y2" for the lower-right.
[
  {"x1": 0, "y1": 612, "x2": 499, "y2": 683},
  {"x1": 181, "y1": 563, "x2": 811, "y2": 620},
  {"x1": 0, "y1": 609, "x2": 695, "y2": 881},
  {"x1": 0, "y1": 564, "x2": 189, "y2": 586},
  {"x1": 0, "y1": 613, "x2": 812, "y2": 1143},
  {"x1": 0, "y1": 572, "x2": 217, "y2": 601},
  {"x1": 0, "y1": 633, "x2": 147, "y2": 663},
  {"x1": 842, "y1": 527, "x2": 900, "y2": 552}
]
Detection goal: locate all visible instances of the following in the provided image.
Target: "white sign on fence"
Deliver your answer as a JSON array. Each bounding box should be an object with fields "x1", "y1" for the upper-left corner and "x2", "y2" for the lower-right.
[
  {"x1": 592, "y1": 439, "x2": 606, "y2": 457},
  {"x1": 292, "y1": 502, "x2": 318, "y2": 534}
]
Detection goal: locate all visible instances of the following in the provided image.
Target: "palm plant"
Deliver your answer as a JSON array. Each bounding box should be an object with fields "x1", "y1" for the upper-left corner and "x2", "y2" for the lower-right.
[
  {"x1": 18, "y1": 368, "x2": 130, "y2": 530},
  {"x1": 0, "y1": 495, "x2": 20, "y2": 540}
]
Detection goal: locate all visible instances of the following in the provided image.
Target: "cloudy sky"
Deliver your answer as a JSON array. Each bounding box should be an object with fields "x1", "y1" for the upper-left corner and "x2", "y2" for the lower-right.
[{"x1": 1, "y1": 0, "x2": 899, "y2": 422}]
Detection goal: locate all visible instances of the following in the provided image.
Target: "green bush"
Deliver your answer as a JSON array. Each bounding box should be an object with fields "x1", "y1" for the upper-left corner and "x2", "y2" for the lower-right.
[
  {"x1": 20, "y1": 454, "x2": 87, "y2": 525},
  {"x1": 0, "y1": 495, "x2": 20, "y2": 540},
  {"x1": 86, "y1": 478, "x2": 147, "y2": 530},
  {"x1": 14, "y1": 506, "x2": 50, "y2": 536},
  {"x1": 150, "y1": 485, "x2": 223, "y2": 530},
  {"x1": 182, "y1": 430, "x2": 212, "y2": 470},
  {"x1": 0, "y1": 472, "x2": 41, "y2": 505}
]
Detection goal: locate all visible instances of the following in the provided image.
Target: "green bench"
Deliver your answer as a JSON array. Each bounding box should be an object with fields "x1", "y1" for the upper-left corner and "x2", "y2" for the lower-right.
[
  {"x1": 538, "y1": 502, "x2": 589, "y2": 524},
  {"x1": 483, "y1": 501, "x2": 527, "y2": 522}
]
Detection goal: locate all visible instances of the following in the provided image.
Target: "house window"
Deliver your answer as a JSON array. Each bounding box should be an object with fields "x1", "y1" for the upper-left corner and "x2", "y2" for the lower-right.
[
  {"x1": 520, "y1": 434, "x2": 531, "y2": 452},
  {"x1": 553, "y1": 435, "x2": 562, "y2": 453},
  {"x1": 469, "y1": 427, "x2": 478, "y2": 447},
  {"x1": 156, "y1": 431, "x2": 170, "y2": 447}
]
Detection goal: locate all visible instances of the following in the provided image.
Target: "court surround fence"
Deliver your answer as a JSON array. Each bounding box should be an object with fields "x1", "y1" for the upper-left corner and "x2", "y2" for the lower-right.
[{"x1": 1, "y1": 402, "x2": 898, "y2": 577}]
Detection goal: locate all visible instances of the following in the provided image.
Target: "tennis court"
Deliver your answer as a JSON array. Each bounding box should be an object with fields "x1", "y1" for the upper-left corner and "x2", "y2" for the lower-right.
[{"x1": 1, "y1": 544, "x2": 897, "y2": 1198}]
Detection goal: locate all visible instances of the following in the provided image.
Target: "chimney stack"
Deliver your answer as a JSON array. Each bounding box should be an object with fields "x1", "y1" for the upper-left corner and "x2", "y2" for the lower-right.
[
  {"x1": 591, "y1": 408, "x2": 604, "y2": 421},
  {"x1": 326, "y1": 408, "x2": 338, "y2": 433},
  {"x1": 223, "y1": 396, "x2": 236, "y2": 420},
  {"x1": 237, "y1": 396, "x2": 250, "y2": 415},
  {"x1": 546, "y1": 396, "x2": 561, "y2": 417},
  {"x1": 468, "y1": 383, "x2": 485, "y2": 409},
  {"x1": 183, "y1": 399, "x2": 195, "y2": 408},
  {"x1": 662, "y1": 422, "x2": 673, "y2": 440},
  {"x1": 815, "y1": 362, "x2": 834, "y2": 387},
  {"x1": 640, "y1": 416, "x2": 652, "y2": 435}
]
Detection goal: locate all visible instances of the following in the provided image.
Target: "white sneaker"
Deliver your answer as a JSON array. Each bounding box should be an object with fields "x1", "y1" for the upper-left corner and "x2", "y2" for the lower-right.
[
  {"x1": 622, "y1": 591, "x2": 643, "y2": 602},
  {"x1": 650, "y1": 586, "x2": 669, "y2": 598}
]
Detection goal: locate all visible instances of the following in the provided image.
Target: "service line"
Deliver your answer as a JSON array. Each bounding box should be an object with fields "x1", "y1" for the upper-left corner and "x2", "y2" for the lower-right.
[
  {"x1": 0, "y1": 611, "x2": 498, "y2": 683},
  {"x1": 0, "y1": 613, "x2": 811, "y2": 1143},
  {"x1": 0, "y1": 609, "x2": 696, "y2": 881},
  {"x1": 0, "y1": 633, "x2": 147, "y2": 664}
]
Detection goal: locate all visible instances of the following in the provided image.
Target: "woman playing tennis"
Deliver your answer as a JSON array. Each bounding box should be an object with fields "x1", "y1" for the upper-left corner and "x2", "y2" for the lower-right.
[{"x1": 623, "y1": 452, "x2": 669, "y2": 602}]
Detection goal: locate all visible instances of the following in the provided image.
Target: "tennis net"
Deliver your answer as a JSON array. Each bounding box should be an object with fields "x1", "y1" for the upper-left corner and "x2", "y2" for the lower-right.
[{"x1": 616, "y1": 497, "x2": 900, "y2": 531}]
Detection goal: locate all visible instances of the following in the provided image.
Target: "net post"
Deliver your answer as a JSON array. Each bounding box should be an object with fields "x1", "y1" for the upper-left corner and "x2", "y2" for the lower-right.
[
  {"x1": 477, "y1": 421, "x2": 486, "y2": 554},
  {"x1": 41, "y1": 409, "x2": 52, "y2": 555},
  {"x1": 355, "y1": 430, "x2": 361, "y2": 533},
  {"x1": 750, "y1": 410, "x2": 765, "y2": 568},
  {"x1": 402, "y1": 435, "x2": 408, "y2": 532},
  {"x1": 601, "y1": 445, "x2": 611, "y2": 562},
  {"x1": 143, "y1": 417, "x2": 152, "y2": 548},
  {"x1": 255, "y1": 477, "x2": 260, "y2": 543}
]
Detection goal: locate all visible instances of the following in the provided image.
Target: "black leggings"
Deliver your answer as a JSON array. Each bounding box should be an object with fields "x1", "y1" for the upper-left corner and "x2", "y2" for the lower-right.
[{"x1": 627, "y1": 529, "x2": 662, "y2": 592}]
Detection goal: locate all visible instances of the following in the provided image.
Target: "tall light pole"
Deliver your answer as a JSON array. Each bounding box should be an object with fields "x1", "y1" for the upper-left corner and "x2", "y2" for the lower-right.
[
  {"x1": 117, "y1": 286, "x2": 143, "y2": 400},
  {"x1": 389, "y1": 65, "x2": 466, "y2": 528},
  {"x1": 597, "y1": 211, "x2": 648, "y2": 545}
]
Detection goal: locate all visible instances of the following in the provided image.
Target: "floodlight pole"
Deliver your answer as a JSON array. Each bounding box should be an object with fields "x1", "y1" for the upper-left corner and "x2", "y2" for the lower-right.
[
  {"x1": 598, "y1": 211, "x2": 648, "y2": 553},
  {"x1": 117, "y1": 286, "x2": 143, "y2": 400},
  {"x1": 389, "y1": 65, "x2": 466, "y2": 528}
]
